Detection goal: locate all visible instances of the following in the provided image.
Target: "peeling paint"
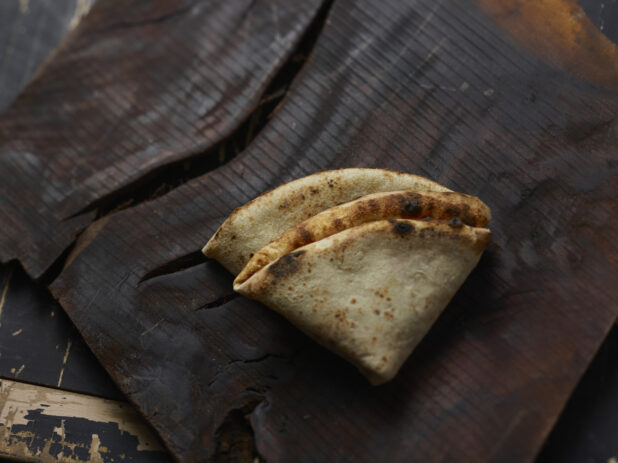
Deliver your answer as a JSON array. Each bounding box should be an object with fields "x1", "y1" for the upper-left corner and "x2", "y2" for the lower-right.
[{"x1": 0, "y1": 379, "x2": 167, "y2": 462}]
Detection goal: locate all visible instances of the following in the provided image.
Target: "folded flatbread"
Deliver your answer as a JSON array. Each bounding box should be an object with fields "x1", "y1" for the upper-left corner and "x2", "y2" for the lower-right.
[
  {"x1": 203, "y1": 168, "x2": 450, "y2": 275},
  {"x1": 203, "y1": 169, "x2": 490, "y2": 384},
  {"x1": 235, "y1": 190, "x2": 491, "y2": 286},
  {"x1": 235, "y1": 219, "x2": 491, "y2": 385}
]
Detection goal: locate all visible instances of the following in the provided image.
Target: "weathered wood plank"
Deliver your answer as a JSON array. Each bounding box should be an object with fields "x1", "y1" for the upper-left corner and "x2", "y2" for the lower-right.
[
  {"x1": 0, "y1": 0, "x2": 95, "y2": 112},
  {"x1": 0, "y1": 378, "x2": 169, "y2": 462},
  {"x1": 580, "y1": 0, "x2": 618, "y2": 43},
  {"x1": 0, "y1": 263, "x2": 121, "y2": 399},
  {"x1": 537, "y1": 324, "x2": 618, "y2": 463},
  {"x1": 48, "y1": 0, "x2": 618, "y2": 461},
  {"x1": 0, "y1": 0, "x2": 324, "y2": 279},
  {"x1": 0, "y1": 0, "x2": 125, "y2": 404}
]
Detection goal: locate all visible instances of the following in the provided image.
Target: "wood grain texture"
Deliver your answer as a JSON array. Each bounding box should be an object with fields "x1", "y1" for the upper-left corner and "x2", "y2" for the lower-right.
[
  {"x1": 476, "y1": 0, "x2": 618, "y2": 93},
  {"x1": 45, "y1": 0, "x2": 618, "y2": 461},
  {"x1": 0, "y1": 0, "x2": 324, "y2": 279},
  {"x1": 0, "y1": 0, "x2": 95, "y2": 112},
  {"x1": 537, "y1": 325, "x2": 618, "y2": 463},
  {"x1": 0, "y1": 378, "x2": 168, "y2": 462},
  {"x1": 0, "y1": 263, "x2": 121, "y2": 399}
]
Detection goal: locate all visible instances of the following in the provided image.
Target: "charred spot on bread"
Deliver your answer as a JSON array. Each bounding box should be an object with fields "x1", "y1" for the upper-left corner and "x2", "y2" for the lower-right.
[
  {"x1": 298, "y1": 226, "x2": 313, "y2": 244},
  {"x1": 400, "y1": 196, "x2": 422, "y2": 216},
  {"x1": 448, "y1": 217, "x2": 463, "y2": 228},
  {"x1": 268, "y1": 251, "x2": 305, "y2": 278},
  {"x1": 392, "y1": 221, "x2": 414, "y2": 236}
]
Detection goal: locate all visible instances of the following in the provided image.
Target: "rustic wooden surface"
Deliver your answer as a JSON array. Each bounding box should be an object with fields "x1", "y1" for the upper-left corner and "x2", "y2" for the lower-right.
[
  {"x1": 538, "y1": 324, "x2": 618, "y2": 463},
  {"x1": 0, "y1": 263, "x2": 121, "y2": 399},
  {"x1": 2, "y1": 271, "x2": 615, "y2": 463},
  {"x1": 0, "y1": 0, "x2": 617, "y2": 462},
  {"x1": 0, "y1": 0, "x2": 324, "y2": 279},
  {"x1": 0, "y1": 0, "x2": 95, "y2": 113},
  {"x1": 0, "y1": 0, "x2": 122, "y2": 402},
  {"x1": 0, "y1": 264, "x2": 177, "y2": 462},
  {"x1": 0, "y1": 3, "x2": 172, "y2": 460},
  {"x1": 0, "y1": 379, "x2": 168, "y2": 462}
]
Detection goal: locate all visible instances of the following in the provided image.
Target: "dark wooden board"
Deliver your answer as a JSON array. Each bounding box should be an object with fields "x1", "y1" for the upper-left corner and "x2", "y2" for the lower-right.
[
  {"x1": 0, "y1": 4, "x2": 171, "y2": 460},
  {"x1": 0, "y1": 0, "x2": 123, "y2": 401},
  {"x1": 0, "y1": 378, "x2": 170, "y2": 462},
  {"x1": 580, "y1": 0, "x2": 618, "y2": 43},
  {"x1": 0, "y1": 0, "x2": 95, "y2": 113},
  {"x1": 1, "y1": 272, "x2": 616, "y2": 463},
  {"x1": 0, "y1": 0, "x2": 324, "y2": 279},
  {"x1": 39, "y1": 0, "x2": 617, "y2": 461},
  {"x1": 0, "y1": 263, "x2": 122, "y2": 399},
  {"x1": 538, "y1": 324, "x2": 618, "y2": 463}
]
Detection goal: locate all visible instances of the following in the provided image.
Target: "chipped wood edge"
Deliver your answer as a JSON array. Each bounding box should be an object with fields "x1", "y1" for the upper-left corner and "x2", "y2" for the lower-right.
[
  {"x1": 69, "y1": 0, "x2": 93, "y2": 30},
  {"x1": 26, "y1": 0, "x2": 96, "y2": 87},
  {"x1": 0, "y1": 378, "x2": 166, "y2": 462}
]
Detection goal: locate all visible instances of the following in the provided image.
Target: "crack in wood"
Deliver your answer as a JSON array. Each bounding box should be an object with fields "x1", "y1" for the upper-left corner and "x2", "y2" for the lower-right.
[
  {"x1": 207, "y1": 354, "x2": 287, "y2": 388},
  {"x1": 195, "y1": 293, "x2": 239, "y2": 311},
  {"x1": 208, "y1": 348, "x2": 307, "y2": 462},
  {"x1": 64, "y1": 0, "x2": 335, "y2": 227},
  {"x1": 139, "y1": 251, "x2": 208, "y2": 284},
  {"x1": 213, "y1": 399, "x2": 266, "y2": 463},
  {"x1": 24, "y1": 0, "x2": 618, "y2": 460},
  {"x1": 35, "y1": 0, "x2": 337, "y2": 289},
  {"x1": 37, "y1": 235, "x2": 80, "y2": 286}
]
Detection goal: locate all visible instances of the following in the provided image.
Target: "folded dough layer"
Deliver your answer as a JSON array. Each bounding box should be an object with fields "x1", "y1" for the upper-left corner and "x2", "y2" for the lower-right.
[
  {"x1": 234, "y1": 190, "x2": 490, "y2": 286},
  {"x1": 203, "y1": 168, "x2": 450, "y2": 275},
  {"x1": 235, "y1": 219, "x2": 490, "y2": 385}
]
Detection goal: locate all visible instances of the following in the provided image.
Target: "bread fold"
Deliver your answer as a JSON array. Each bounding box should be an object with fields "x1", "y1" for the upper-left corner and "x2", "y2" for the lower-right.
[
  {"x1": 203, "y1": 169, "x2": 490, "y2": 384},
  {"x1": 203, "y1": 168, "x2": 450, "y2": 275},
  {"x1": 235, "y1": 219, "x2": 490, "y2": 384},
  {"x1": 234, "y1": 190, "x2": 490, "y2": 286}
]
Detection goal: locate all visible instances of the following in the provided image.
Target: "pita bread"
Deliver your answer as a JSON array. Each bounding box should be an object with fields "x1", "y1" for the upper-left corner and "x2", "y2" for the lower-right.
[
  {"x1": 235, "y1": 219, "x2": 490, "y2": 385},
  {"x1": 203, "y1": 169, "x2": 451, "y2": 275},
  {"x1": 234, "y1": 190, "x2": 491, "y2": 285}
]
